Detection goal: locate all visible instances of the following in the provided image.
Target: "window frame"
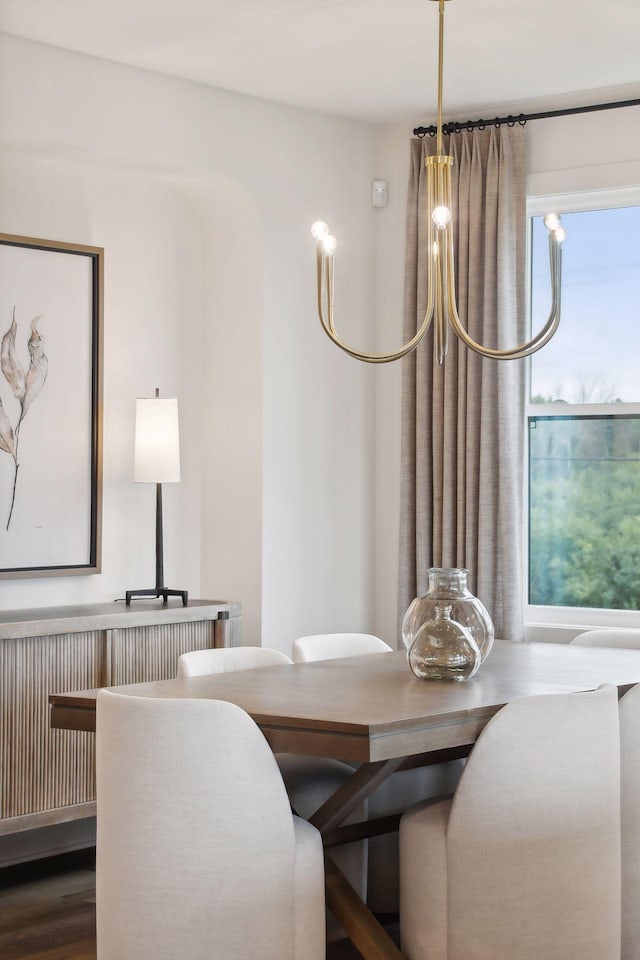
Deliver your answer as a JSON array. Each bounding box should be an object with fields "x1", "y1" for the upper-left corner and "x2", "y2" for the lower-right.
[{"x1": 524, "y1": 188, "x2": 640, "y2": 641}]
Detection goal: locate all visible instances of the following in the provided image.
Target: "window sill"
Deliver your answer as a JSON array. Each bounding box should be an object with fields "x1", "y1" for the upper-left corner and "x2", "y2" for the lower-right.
[{"x1": 525, "y1": 607, "x2": 640, "y2": 644}]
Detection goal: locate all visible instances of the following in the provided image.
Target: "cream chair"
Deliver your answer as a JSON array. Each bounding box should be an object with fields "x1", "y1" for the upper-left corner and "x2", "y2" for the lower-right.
[
  {"x1": 400, "y1": 685, "x2": 621, "y2": 960},
  {"x1": 292, "y1": 633, "x2": 463, "y2": 915},
  {"x1": 572, "y1": 631, "x2": 640, "y2": 959},
  {"x1": 177, "y1": 645, "x2": 367, "y2": 936},
  {"x1": 177, "y1": 645, "x2": 291, "y2": 676},
  {"x1": 96, "y1": 690, "x2": 325, "y2": 960},
  {"x1": 572, "y1": 628, "x2": 640, "y2": 649},
  {"x1": 572, "y1": 627, "x2": 640, "y2": 960},
  {"x1": 292, "y1": 633, "x2": 393, "y2": 662},
  {"x1": 620, "y1": 682, "x2": 640, "y2": 960}
]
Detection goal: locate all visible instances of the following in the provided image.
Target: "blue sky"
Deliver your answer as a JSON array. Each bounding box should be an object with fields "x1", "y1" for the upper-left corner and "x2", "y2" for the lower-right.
[{"x1": 531, "y1": 205, "x2": 640, "y2": 403}]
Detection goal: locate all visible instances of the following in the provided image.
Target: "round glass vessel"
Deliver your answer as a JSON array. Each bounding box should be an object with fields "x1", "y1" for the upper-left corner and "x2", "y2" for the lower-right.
[
  {"x1": 408, "y1": 603, "x2": 481, "y2": 682},
  {"x1": 402, "y1": 568, "x2": 494, "y2": 663}
]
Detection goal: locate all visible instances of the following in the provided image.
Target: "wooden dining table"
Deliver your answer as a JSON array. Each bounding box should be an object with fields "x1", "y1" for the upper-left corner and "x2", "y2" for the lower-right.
[{"x1": 49, "y1": 639, "x2": 640, "y2": 960}]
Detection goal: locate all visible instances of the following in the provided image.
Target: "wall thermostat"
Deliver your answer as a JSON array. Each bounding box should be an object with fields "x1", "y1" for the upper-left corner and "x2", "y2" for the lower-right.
[{"x1": 372, "y1": 179, "x2": 388, "y2": 208}]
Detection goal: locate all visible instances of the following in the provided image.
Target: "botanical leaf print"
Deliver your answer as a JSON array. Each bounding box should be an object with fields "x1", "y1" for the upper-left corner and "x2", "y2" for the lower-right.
[
  {"x1": 0, "y1": 398, "x2": 15, "y2": 457},
  {"x1": 0, "y1": 308, "x2": 48, "y2": 529},
  {"x1": 1, "y1": 307, "x2": 26, "y2": 403},
  {"x1": 22, "y1": 317, "x2": 48, "y2": 418}
]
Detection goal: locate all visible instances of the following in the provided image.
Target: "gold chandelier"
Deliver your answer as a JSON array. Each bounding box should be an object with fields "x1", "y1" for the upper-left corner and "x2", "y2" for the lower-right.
[{"x1": 311, "y1": 0, "x2": 566, "y2": 364}]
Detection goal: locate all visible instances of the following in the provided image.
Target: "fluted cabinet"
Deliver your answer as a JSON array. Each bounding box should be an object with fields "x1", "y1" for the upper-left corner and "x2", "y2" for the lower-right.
[{"x1": 0, "y1": 600, "x2": 240, "y2": 859}]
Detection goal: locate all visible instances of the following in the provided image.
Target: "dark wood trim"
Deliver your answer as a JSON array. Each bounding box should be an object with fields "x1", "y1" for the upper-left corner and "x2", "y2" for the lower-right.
[
  {"x1": 310, "y1": 759, "x2": 406, "y2": 834},
  {"x1": 323, "y1": 814, "x2": 402, "y2": 848},
  {"x1": 396, "y1": 744, "x2": 472, "y2": 769}
]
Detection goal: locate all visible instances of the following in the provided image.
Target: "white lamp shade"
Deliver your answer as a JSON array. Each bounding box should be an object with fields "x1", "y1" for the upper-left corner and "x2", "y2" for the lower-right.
[{"x1": 134, "y1": 397, "x2": 181, "y2": 483}]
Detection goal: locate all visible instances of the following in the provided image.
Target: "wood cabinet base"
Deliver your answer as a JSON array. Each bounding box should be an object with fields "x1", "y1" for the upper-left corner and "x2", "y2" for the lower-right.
[{"x1": 0, "y1": 600, "x2": 240, "y2": 865}]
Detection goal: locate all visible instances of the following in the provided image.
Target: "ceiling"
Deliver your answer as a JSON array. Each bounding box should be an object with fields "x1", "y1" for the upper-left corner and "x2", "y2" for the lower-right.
[{"x1": 1, "y1": 0, "x2": 639, "y2": 124}]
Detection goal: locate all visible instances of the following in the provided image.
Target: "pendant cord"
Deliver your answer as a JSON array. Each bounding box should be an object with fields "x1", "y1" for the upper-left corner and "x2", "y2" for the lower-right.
[{"x1": 436, "y1": 0, "x2": 445, "y2": 155}]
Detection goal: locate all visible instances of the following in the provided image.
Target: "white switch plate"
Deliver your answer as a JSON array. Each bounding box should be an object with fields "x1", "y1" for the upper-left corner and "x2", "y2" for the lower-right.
[{"x1": 372, "y1": 179, "x2": 388, "y2": 207}]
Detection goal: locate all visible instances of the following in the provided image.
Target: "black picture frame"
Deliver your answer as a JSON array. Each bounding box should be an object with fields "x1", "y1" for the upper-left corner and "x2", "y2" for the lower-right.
[{"x1": 0, "y1": 233, "x2": 103, "y2": 578}]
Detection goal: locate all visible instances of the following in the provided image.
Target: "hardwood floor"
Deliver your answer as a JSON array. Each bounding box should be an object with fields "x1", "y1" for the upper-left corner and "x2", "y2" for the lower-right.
[
  {"x1": 0, "y1": 850, "x2": 395, "y2": 959},
  {"x1": 0, "y1": 851, "x2": 96, "y2": 960}
]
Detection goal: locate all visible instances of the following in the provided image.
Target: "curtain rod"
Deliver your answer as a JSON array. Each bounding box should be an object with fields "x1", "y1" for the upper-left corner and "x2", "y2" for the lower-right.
[{"x1": 413, "y1": 96, "x2": 640, "y2": 138}]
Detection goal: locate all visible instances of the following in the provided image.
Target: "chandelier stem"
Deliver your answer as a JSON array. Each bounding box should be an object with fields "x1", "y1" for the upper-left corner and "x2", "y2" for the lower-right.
[{"x1": 436, "y1": 0, "x2": 445, "y2": 156}]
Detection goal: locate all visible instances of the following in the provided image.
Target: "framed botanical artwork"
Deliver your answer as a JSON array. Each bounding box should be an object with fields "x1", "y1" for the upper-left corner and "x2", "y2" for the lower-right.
[{"x1": 0, "y1": 233, "x2": 103, "y2": 578}]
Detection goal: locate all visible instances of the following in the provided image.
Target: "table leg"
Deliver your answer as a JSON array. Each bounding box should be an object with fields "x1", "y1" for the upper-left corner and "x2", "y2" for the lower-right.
[
  {"x1": 324, "y1": 855, "x2": 405, "y2": 960},
  {"x1": 308, "y1": 758, "x2": 409, "y2": 960}
]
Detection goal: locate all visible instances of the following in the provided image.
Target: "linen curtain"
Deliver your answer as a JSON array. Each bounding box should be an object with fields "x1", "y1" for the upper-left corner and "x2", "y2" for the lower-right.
[{"x1": 398, "y1": 126, "x2": 527, "y2": 643}]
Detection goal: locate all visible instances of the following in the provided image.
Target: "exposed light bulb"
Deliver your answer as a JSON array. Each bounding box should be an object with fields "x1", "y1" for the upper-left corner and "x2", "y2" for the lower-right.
[
  {"x1": 553, "y1": 227, "x2": 567, "y2": 244},
  {"x1": 544, "y1": 213, "x2": 561, "y2": 231},
  {"x1": 311, "y1": 221, "x2": 329, "y2": 241},
  {"x1": 432, "y1": 205, "x2": 451, "y2": 230},
  {"x1": 323, "y1": 234, "x2": 337, "y2": 255}
]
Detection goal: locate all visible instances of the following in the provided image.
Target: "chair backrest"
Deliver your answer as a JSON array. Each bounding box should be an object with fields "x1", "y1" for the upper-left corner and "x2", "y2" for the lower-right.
[
  {"x1": 620, "y1": 683, "x2": 640, "y2": 960},
  {"x1": 292, "y1": 633, "x2": 392, "y2": 663},
  {"x1": 571, "y1": 628, "x2": 640, "y2": 649},
  {"x1": 177, "y1": 645, "x2": 292, "y2": 678},
  {"x1": 446, "y1": 685, "x2": 621, "y2": 960},
  {"x1": 96, "y1": 690, "x2": 297, "y2": 960}
]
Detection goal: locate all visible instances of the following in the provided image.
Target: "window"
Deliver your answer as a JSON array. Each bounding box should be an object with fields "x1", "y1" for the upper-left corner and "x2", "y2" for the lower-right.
[{"x1": 526, "y1": 197, "x2": 640, "y2": 627}]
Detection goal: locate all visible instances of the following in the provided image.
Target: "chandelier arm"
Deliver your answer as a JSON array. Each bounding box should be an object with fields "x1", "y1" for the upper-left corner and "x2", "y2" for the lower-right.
[
  {"x1": 444, "y1": 230, "x2": 563, "y2": 361},
  {"x1": 327, "y1": 251, "x2": 336, "y2": 335},
  {"x1": 315, "y1": 244, "x2": 436, "y2": 364},
  {"x1": 435, "y1": 237, "x2": 447, "y2": 364},
  {"x1": 317, "y1": 244, "x2": 326, "y2": 324},
  {"x1": 441, "y1": 236, "x2": 449, "y2": 360}
]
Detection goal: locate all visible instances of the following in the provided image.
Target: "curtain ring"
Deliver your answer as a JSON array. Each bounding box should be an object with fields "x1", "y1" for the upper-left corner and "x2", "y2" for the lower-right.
[{"x1": 478, "y1": 120, "x2": 486, "y2": 130}]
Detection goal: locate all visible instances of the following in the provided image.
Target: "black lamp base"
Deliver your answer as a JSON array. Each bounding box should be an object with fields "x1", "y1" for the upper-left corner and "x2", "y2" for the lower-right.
[
  {"x1": 125, "y1": 587, "x2": 188, "y2": 606},
  {"x1": 125, "y1": 481, "x2": 188, "y2": 607}
]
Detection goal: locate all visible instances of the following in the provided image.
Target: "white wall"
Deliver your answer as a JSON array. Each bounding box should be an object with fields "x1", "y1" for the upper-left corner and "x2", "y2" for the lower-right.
[
  {"x1": 372, "y1": 105, "x2": 640, "y2": 644},
  {"x1": 0, "y1": 35, "x2": 378, "y2": 653},
  {"x1": 7, "y1": 37, "x2": 635, "y2": 653}
]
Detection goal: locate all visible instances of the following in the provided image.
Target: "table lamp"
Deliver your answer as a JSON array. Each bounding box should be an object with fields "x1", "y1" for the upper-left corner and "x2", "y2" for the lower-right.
[{"x1": 125, "y1": 388, "x2": 188, "y2": 606}]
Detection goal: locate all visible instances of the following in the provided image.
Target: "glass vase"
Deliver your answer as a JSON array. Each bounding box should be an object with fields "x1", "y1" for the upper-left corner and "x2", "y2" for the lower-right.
[
  {"x1": 408, "y1": 603, "x2": 481, "y2": 681},
  {"x1": 402, "y1": 568, "x2": 494, "y2": 663}
]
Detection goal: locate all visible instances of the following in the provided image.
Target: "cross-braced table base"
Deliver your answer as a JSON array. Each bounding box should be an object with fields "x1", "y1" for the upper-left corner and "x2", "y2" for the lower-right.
[{"x1": 306, "y1": 749, "x2": 470, "y2": 960}]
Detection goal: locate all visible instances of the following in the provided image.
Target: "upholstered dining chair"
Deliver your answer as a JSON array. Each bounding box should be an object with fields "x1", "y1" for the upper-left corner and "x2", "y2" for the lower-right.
[
  {"x1": 572, "y1": 632, "x2": 640, "y2": 960},
  {"x1": 177, "y1": 645, "x2": 291, "y2": 676},
  {"x1": 619, "y1": 682, "x2": 640, "y2": 960},
  {"x1": 176, "y1": 645, "x2": 367, "y2": 937},
  {"x1": 96, "y1": 690, "x2": 325, "y2": 960},
  {"x1": 292, "y1": 633, "x2": 393, "y2": 662},
  {"x1": 291, "y1": 633, "x2": 463, "y2": 915},
  {"x1": 571, "y1": 627, "x2": 640, "y2": 648},
  {"x1": 400, "y1": 685, "x2": 621, "y2": 960}
]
